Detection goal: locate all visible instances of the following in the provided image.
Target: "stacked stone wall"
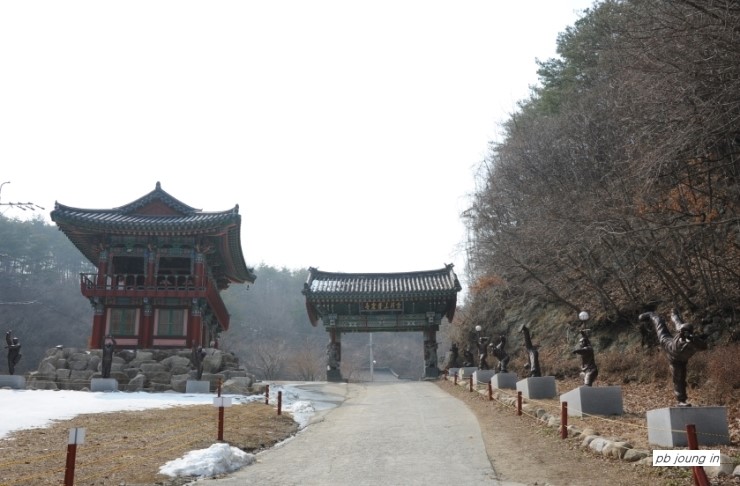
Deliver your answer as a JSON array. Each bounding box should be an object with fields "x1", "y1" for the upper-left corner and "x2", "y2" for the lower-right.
[{"x1": 25, "y1": 347, "x2": 256, "y2": 393}]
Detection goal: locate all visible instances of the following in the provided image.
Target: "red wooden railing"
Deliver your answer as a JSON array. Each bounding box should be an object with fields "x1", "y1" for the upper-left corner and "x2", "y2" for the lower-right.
[{"x1": 79, "y1": 273, "x2": 230, "y2": 330}]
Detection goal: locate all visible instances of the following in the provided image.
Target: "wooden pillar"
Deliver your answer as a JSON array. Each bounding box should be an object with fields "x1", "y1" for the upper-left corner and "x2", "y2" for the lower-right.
[
  {"x1": 140, "y1": 302, "x2": 153, "y2": 348},
  {"x1": 95, "y1": 250, "x2": 109, "y2": 286},
  {"x1": 423, "y1": 316, "x2": 440, "y2": 379},
  {"x1": 145, "y1": 248, "x2": 156, "y2": 287},
  {"x1": 327, "y1": 327, "x2": 342, "y2": 382},
  {"x1": 192, "y1": 252, "x2": 206, "y2": 347},
  {"x1": 190, "y1": 300, "x2": 203, "y2": 348},
  {"x1": 90, "y1": 303, "x2": 106, "y2": 349},
  {"x1": 331, "y1": 329, "x2": 341, "y2": 362},
  {"x1": 194, "y1": 252, "x2": 205, "y2": 288}
]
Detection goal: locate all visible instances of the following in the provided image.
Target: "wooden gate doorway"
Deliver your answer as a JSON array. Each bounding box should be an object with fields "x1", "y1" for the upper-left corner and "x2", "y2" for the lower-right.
[{"x1": 302, "y1": 265, "x2": 462, "y2": 381}]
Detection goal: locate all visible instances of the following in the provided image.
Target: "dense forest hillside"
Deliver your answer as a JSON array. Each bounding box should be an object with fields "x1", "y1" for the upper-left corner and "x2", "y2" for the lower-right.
[{"x1": 461, "y1": 0, "x2": 739, "y2": 361}]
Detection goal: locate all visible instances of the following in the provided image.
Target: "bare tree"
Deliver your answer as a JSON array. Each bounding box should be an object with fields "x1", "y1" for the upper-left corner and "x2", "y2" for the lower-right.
[
  {"x1": 242, "y1": 337, "x2": 288, "y2": 380},
  {"x1": 285, "y1": 336, "x2": 325, "y2": 381}
]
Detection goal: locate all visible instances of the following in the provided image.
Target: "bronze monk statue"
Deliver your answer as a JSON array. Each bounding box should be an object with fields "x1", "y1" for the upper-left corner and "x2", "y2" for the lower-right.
[
  {"x1": 490, "y1": 335, "x2": 510, "y2": 373},
  {"x1": 521, "y1": 325, "x2": 541, "y2": 377},
  {"x1": 572, "y1": 330, "x2": 598, "y2": 386},
  {"x1": 101, "y1": 334, "x2": 117, "y2": 378},
  {"x1": 639, "y1": 308, "x2": 708, "y2": 406},
  {"x1": 5, "y1": 330, "x2": 22, "y2": 375}
]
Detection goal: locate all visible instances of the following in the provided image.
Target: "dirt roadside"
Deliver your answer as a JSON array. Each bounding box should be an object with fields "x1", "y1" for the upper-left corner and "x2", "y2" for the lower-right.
[{"x1": 436, "y1": 378, "x2": 703, "y2": 486}]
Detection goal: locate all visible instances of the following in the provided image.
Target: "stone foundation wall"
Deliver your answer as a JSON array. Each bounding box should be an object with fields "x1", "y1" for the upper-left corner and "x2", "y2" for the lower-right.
[{"x1": 24, "y1": 347, "x2": 258, "y2": 394}]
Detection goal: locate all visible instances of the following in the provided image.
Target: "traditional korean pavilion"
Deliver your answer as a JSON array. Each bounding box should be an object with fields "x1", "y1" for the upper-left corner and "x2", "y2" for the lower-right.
[
  {"x1": 302, "y1": 264, "x2": 462, "y2": 380},
  {"x1": 50, "y1": 182, "x2": 256, "y2": 350}
]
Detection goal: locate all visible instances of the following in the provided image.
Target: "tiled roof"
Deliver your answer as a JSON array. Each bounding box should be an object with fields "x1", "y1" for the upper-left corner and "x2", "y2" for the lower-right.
[
  {"x1": 50, "y1": 182, "x2": 255, "y2": 284},
  {"x1": 50, "y1": 205, "x2": 241, "y2": 234},
  {"x1": 303, "y1": 264, "x2": 462, "y2": 301},
  {"x1": 50, "y1": 181, "x2": 239, "y2": 235}
]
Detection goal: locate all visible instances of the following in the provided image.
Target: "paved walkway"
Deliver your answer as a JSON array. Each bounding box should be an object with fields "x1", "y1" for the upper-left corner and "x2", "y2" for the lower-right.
[{"x1": 199, "y1": 379, "x2": 523, "y2": 486}]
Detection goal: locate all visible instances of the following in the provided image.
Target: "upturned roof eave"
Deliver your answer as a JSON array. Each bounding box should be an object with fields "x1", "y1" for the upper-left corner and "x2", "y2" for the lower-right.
[{"x1": 50, "y1": 183, "x2": 254, "y2": 285}]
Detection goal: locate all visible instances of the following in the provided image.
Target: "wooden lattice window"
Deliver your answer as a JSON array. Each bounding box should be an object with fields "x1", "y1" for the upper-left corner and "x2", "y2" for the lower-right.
[
  {"x1": 109, "y1": 308, "x2": 137, "y2": 336},
  {"x1": 156, "y1": 309, "x2": 186, "y2": 336}
]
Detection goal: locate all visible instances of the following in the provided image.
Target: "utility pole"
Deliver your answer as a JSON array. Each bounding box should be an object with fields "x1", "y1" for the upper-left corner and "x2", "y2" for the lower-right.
[{"x1": 369, "y1": 333, "x2": 374, "y2": 382}]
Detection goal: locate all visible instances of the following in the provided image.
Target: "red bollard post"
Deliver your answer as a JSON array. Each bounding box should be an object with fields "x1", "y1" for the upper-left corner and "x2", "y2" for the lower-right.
[
  {"x1": 561, "y1": 401, "x2": 568, "y2": 439},
  {"x1": 488, "y1": 382, "x2": 493, "y2": 401},
  {"x1": 454, "y1": 374, "x2": 458, "y2": 385},
  {"x1": 517, "y1": 391, "x2": 522, "y2": 416},
  {"x1": 265, "y1": 384, "x2": 270, "y2": 405},
  {"x1": 213, "y1": 397, "x2": 231, "y2": 442},
  {"x1": 686, "y1": 424, "x2": 710, "y2": 486},
  {"x1": 64, "y1": 443, "x2": 77, "y2": 486},
  {"x1": 469, "y1": 375, "x2": 473, "y2": 392},
  {"x1": 217, "y1": 406, "x2": 225, "y2": 441},
  {"x1": 278, "y1": 391, "x2": 283, "y2": 416},
  {"x1": 64, "y1": 428, "x2": 84, "y2": 486},
  {"x1": 217, "y1": 378, "x2": 222, "y2": 397}
]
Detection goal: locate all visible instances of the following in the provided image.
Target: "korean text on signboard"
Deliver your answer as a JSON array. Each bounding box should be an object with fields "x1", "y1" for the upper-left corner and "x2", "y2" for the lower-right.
[{"x1": 360, "y1": 301, "x2": 403, "y2": 312}]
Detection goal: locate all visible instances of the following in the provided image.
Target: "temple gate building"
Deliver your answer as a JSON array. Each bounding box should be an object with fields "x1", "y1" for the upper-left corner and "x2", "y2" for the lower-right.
[
  {"x1": 302, "y1": 264, "x2": 461, "y2": 380},
  {"x1": 50, "y1": 182, "x2": 255, "y2": 350}
]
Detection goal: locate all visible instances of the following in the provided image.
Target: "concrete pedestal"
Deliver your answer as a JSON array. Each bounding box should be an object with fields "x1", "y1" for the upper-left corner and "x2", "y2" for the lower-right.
[
  {"x1": 185, "y1": 380, "x2": 210, "y2": 394},
  {"x1": 647, "y1": 406, "x2": 730, "y2": 447},
  {"x1": 91, "y1": 378, "x2": 118, "y2": 392},
  {"x1": 457, "y1": 367, "x2": 478, "y2": 380},
  {"x1": 560, "y1": 386, "x2": 623, "y2": 417},
  {"x1": 0, "y1": 375, "x2": 26, "y2": 389},
  {"x1": 516, "y1": 376, "x2": 556, "y2": 399},
  {"x1": 491, "y1": 372, "x2": 517, "y2": 390},
  {"x1": 473, "y1": 370, "x2": 495, "y2": 386},
  {"x1": 447, "y1": 368, "x2": 459, "y2": 379}
]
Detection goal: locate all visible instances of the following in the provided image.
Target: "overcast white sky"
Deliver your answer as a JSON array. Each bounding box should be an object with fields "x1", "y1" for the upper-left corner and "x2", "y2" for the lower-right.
[{"x1": 0, "y1": 1, "x2": 593, "y2": 284}]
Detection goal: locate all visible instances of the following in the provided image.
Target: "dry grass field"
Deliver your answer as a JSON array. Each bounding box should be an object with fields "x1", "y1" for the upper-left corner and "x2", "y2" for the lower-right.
[{"x1": 0, "y1": 401, "x2": 297, "y2": 486}]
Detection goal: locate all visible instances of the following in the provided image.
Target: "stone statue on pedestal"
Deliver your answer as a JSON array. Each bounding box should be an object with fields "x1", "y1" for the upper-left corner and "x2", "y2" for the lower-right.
[
  {"x1": 462, "y1": 346, "x2": 474, "y2": 367},
  {"x1": 101, "y1": 334, "x2": 117, "y2": 378},
  {"x1": 477, "y1": 335, "x2": 491, "y2": 370},
  {"x1": 448, "y1": 343, "x2": 460, "y2": 368},
  {"x1": 490, "y1": 335, "x2": 510, "y2": 373},
  {"x1": 572, "y1": 330, "x2": 598, "y2": 386},
  {"x1": 639, "y1": 308, "x2": 708, "y2": 406},
  {"x1": 5, "y1": 330, "x2": 22, "y2": 375},
  {"x1": 191, "y1": 344, "x2": 206, "y2": 380},
  {"x1": 520, "y1": 325, "x2": 541, "y2": 377}
]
